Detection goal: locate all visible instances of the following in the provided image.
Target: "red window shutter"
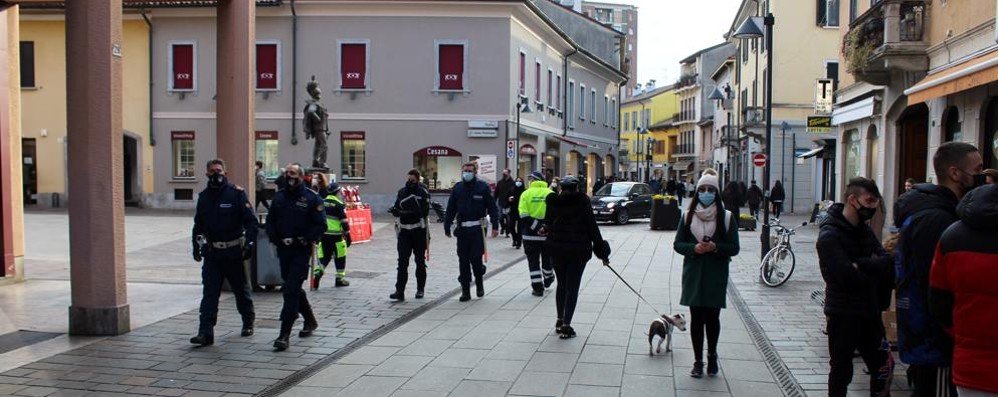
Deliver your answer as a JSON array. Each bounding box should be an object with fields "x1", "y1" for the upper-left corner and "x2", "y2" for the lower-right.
[
  {"x1": 534, "y1": 63, "x2": 541, "y2": 101},
  {"x1": 519, "y1": 53, "x2": 525, "y2": 96},
  {"x1": 172, "y1": 44, "x2": 194, "y2": 90},
  {"x1": 341, "y1": 43, "x2": 367, "y2": 89},
  {"x1": 438, "y1": 44, "x2": 464, "y2": 90},
  {"x1": 256, "y1": 43, "x2": 278, "y2": 90}
]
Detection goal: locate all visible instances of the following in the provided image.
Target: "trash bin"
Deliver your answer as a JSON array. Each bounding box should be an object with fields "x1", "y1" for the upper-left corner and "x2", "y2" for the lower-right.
[
  {"x1": 650, "y1": 198, "x2": 681, "y2": 231},
  {"x1": 252, "y1": 220, "x2": 284, "y2": 292}
]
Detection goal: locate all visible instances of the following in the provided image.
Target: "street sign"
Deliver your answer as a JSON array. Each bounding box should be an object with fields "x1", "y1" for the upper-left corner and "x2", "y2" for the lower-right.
[
  {"x1": 506, "y1": 148, "x2": 515, "y2": 159},
  {"x1": 815, "y1": 78, "x2": 834, "y2": 114},
  {"x1": 506, "y1": 140, "x2": 515, "y2": 149},
  {"x1": 752, "y1": 153, "x2": 767, "y2": 167},
  {"x1": 806, "y1": 116, "x2": 832, "y2": 133}
]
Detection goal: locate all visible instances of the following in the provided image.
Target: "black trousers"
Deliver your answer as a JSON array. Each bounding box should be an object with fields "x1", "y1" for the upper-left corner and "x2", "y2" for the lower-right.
[
  {"x1": 255, "y1": 191, "x2": 270, "y2": 211},
  {"x1": 397, "y1": 228, "x2": 427, "y2": 292},
  {"x1": 907, "y1": 365, "x2": 956, "y2": 397},
  {"x1": 827, "y1": 314, "x2": 893, "y2": 397},
  {"x1": 278, "y1": 249, "x2": 313, "y2": 326},
  {"x1": 523, "y1": 241, "x2": 553, "y2": 290},
  {"x1": 508, "y1": 213, "x2": 521, "y2": 246},
  {"x1": 552, "y1": 256, "x2": 586, "y2": 326},
  {"x1": 689, "y1": 306, "x2": 721, "y2": 363},
  {"x1": 455, "y1": 226, "x2": 486, "y2": 285},
  {"x1": 749, "y1": 203, "x2": 760, "y2": 218},
  {"x1": 198, "y1": 254, "x2": 255, "y2": 336},
  {"x1": 498, "y1": 206, "x2": 509, "y2": 235}
]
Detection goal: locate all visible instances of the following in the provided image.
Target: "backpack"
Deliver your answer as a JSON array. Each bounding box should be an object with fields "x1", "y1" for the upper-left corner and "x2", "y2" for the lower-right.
[{"x1": 894, "y1": 211, "x2": 948, "y2": 366}]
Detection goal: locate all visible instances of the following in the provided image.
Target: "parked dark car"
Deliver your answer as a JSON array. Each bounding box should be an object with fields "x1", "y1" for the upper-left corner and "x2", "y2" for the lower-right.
[{"x1": 591, "y1": 182, "x2": 654, "y2": 224}]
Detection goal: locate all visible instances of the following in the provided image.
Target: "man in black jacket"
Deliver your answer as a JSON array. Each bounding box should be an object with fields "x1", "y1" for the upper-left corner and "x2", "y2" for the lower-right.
[
  {"x1": 817, "y1": 177, "x2": 894, "y2": 397},
  {"x1": 495, "y1": 169, "x2": 515, "y2": 237},
  {"x1": 894, "y1": 142, "x2": 983, "y2": 396},
  {"x1": 747, "y1": 180, "x2": 763, "y2": 218},
  {"x1": 389, "y1": 169, "x2": 431, "y2": 301}
]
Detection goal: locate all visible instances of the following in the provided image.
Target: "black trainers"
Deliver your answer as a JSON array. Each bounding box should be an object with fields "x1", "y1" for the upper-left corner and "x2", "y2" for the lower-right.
[
  {"x1": 543, "y1": 276, "x2": 554, "y2": 289},
  {"x1": 390, "y1": 291, "x2": 405, "y2": 302},
  {"x1": 707, "y1": 353, "x2": 719, "y2": 376},
  {"x1": 532, "y1": 288, "x2": 544, "y2": 297},
  {"x1": 335, "y1": 278, "x2": 350, "y2": 287},
  {"x1": 415, "y1": 290, "x2": 424, "y2": 299},
  {"x1": 558, "y1": 325, "x2": 576, "y2": 339},
  {"x1": 240, "y1": 325, "x2": 254, "y2": 337},
  {"x1": 189, "y1": 334, "x2": 213, "y2": 346},
  {"x1": 690, "y1": 362, "x2": 704, "y2": 378},
  {"x1": 555, "y1": 319, "x2": 562, "y2": 333},
  {"x1": 273, "y1": 335, "x2": 290, "y2": 351}
]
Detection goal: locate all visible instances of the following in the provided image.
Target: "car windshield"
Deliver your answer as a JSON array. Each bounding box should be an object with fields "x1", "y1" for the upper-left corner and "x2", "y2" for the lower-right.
[{"x1": 595, "y1": 184, "x2": 630, "y2": 197}]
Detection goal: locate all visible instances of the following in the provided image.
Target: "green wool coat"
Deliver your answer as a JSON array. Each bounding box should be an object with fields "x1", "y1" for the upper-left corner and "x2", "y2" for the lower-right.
[{"x1": 673, "y1": 210, "x2": 740, "y2": 308}]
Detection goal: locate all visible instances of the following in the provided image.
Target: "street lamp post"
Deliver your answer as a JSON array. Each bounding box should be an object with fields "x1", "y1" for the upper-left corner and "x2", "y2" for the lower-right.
[
  {"x1": 791, "y1": 128, "x2": 796, "y2": 213},
  {"x1": 514, "y1": 98, "x2": 533, "y2": 172},
  {"x1": 646, "y1": 136, "x2": 655, "y2": 184},
  {"x1": 781, "y1": 121, "x2": 789, "y2": 186},
  {"x1": 735, "y1": 12, "x2": 775, "y2": 260},
  {"x1": 709, "y1": 84, "x2": 734, "y2": 185}
]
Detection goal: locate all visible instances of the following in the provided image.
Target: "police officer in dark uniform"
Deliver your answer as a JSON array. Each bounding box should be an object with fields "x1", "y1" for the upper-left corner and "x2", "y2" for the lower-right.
[
  {"x1": 390, "y1": 169, "x2": 431, "y2": 301},
  {"x1": 444, "y1": 162, "x2": 500, "y2": 302},
  {"x1": 190, "y1": 159, "x2": 258, "y2": 346},
  {"x1": 265, "y1": 164, "x2": 327, "y2": 351}
]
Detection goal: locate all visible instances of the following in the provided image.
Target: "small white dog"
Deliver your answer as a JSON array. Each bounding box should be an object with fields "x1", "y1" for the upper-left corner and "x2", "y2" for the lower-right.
[{"x1": 647, "y1": 314, "x2": 687, "y2": 356}]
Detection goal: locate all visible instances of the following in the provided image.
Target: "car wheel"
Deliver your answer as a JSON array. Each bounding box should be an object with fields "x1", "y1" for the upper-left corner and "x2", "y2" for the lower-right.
[{"x1": 615, "y1": 210, "x2": 630, "y2": 225}]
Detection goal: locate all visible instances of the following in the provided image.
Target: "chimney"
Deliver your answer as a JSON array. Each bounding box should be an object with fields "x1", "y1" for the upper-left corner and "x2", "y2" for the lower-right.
[
  {"x1": 634, "y1": 83, "x2": 643, "y2": 95},
  {"x1": 646, "y1": 79, "x2": 656, "y2": 91}
]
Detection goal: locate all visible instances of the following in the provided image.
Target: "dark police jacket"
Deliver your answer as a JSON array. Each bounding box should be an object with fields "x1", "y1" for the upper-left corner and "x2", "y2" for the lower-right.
[
  {"x1": 192, "y1": 180, "x2": 258, "y2": 260},
  {"x1": 266, "y1": 183, "x2": 327, "y2": 255},
  {"x1": 444, "y1": 178, "x2": 499, "y2": 232},
  {"x1": 392, "y1": 183, "x2": 431, "y2": 226}
]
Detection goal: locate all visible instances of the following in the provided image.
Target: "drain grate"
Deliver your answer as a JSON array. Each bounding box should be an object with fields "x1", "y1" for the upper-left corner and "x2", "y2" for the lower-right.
[
  {"x1": 0, "y1": 330, "x2": 63, "y2": 355},
  {"x1": 256, "y1": 254, "x2": 526, "y2": 397},
  {"x1": 728, "y1": 283, "x2": 807, "y2": 397}
]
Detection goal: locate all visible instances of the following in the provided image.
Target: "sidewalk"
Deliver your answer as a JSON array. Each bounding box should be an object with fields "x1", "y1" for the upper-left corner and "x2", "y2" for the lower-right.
[{"x1": 281, "y1": 222, "x2": 783, "y2": 397}]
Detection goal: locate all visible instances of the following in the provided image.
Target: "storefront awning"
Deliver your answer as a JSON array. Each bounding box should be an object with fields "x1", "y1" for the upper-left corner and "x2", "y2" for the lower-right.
[
  {"x1": 832, "y1": 96, "x2": 877, "y2": 126},
  {"x1": 557, "y1": 135, "x2": 591, "y2": 148},
  {"x1": 905, "y1": 50, "x2": 998, "y2": 104},
  {"x1": 797, "y1": 146, "x2": 824, "y2": 159},
  {"x1": 671, "y1": 160, "x2": 693, "y2": 170}
]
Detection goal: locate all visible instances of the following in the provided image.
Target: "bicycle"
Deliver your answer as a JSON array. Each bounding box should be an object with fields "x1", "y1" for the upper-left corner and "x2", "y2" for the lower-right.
[{"x1": 759, "y1": 218, "x2": 808, "y2": 287}]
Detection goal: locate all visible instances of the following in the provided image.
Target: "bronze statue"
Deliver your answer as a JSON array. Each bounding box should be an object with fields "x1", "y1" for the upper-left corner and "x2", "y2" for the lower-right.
[{"x1": 303, "y1": 76, "x2": 330, "y2": 169}]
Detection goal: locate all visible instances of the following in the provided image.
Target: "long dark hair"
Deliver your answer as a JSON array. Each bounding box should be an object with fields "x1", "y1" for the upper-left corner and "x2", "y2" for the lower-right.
[{"x1": 684, "y1": 185, "x2": 726, "y2": 237}]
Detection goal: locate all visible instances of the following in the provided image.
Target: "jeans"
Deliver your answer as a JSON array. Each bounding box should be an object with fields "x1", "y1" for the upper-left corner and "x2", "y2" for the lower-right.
[
  {"x1": 689, "y1": 306, "x2": 721, "y2": 364},
  {"x1": 397, "y1": 228, "x2": 427, "y2": 292},
  {"x1": 827, "y1": 314, "x2": 893, "y2": 397},
  {"x1": 552, "y1": 256, "x2": 587, "y2": 325},
  {"x1": 278, "y1": 249, "x2": 313, "y2": 325},
  {"x1": 455, "y1": 226, "x2": 486, "y2": 285},
  {"x1": 198, "y1": 255, "x2": 255, "y2": 336}
]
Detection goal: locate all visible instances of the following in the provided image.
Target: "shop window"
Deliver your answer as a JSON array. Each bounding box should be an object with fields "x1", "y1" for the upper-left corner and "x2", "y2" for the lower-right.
[
  {"x1": 20, "y1": 41, "x2": 34, "y2": 88},
  {"x1": 171, "y1": 131, "x2": 196, "y2": 179},
  {"x1": 944, "y1": 106, "x2": 962, "y2": 142},
  {"x1": 436, "y1": 42, "x2": 465, "y2": 91},
  {"x1": 169, "y1": 41, "x2": 196, "y2": 91},
  {"x1": 256, "y1": 42, "x2": 280, "y2": 90},
  {"x1": 340, "y1": 41, "x2": 368, "y2": 89},
  {"x1": 414, "y1": 146, "x2": 463, "y2": 191},
  {"x1": 341, "y1": 131, "x2": 366, "y2": 179},
  {"x1": 844, "y1": 129, "x2": 861, "y2": 178},
  {"x1": 255, "y1": 131, "x2": 280, "y2": 179},
  {"x1": 518, "y1": 144, "x2": 537, "y2": 178}
]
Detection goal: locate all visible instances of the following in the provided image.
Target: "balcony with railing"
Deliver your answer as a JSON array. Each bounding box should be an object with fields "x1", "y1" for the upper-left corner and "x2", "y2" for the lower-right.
[{"x1": 844, "y1": 0, "x2": 929, "y2": 85}]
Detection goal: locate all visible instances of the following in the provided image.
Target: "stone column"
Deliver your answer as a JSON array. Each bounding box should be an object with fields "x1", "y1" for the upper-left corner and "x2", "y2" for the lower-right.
[
  {"x1": 216, "y1": 0, "x2": 255, "y2": 197},
  {"x1": 66, "y1": 0, "x2": 128, "y2": 335},
  {"x1": 0, "y1": 5, "x2": 24, "y2": 283}
]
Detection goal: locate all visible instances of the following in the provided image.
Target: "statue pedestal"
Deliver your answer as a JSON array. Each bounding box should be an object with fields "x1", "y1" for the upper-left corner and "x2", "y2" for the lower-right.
[{"x1": 306, "y1": 166, "x2": 330, "y2": 174}]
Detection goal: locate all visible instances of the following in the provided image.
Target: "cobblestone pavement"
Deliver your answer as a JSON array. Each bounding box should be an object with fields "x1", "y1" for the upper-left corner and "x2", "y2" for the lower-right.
[
  {"x1": 728, "y1": 214, "x2": 911, "y2": 397},
  {"x1": 280, "y1": 221, "x2": 784, "y2": 397},
  {"x1": 0, "y1": 214, "x2": 525, "y2": 397}
]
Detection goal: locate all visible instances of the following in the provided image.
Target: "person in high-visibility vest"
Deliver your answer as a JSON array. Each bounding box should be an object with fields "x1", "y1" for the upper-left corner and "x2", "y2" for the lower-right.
[
  {"x1": 519, "y1": 170, "x2": 555, "y2": 296},
  {"x1": 315, "y1": 182, "x2": 351, "y2": 288}
]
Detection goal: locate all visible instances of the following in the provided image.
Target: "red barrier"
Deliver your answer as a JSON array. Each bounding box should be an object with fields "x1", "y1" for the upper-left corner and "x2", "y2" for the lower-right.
[{"x1": 346, "y1": 207, "x2": 373, "y2": 243}]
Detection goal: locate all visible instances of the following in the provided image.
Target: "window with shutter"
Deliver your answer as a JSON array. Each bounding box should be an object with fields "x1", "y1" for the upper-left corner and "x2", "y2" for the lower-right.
[
  {"x1": 340, "y1": 42, "x2": 367, "y2": 89},
  {"x1": 256, "y1": 42, "x2": 279, "y2": 90},
  {"x1": 438, "y1": 44, "x2": 465, "y2": 90},
  {"x1": 170, "y1": 42, "x2": 196, "y2": 91}
]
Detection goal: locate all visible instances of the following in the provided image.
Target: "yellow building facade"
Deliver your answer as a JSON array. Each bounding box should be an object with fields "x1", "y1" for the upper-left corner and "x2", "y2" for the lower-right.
[
  {"x1": 619, "y1": 84, "x2": 678, "y2": 180},
  {"x1": 19, "y1": 16, "x2": 151, "y2": 207}
]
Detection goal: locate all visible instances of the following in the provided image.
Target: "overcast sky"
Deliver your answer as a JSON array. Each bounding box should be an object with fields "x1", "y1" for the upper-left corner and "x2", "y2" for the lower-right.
[{"x1": 598, "y1": 0, "x2": 744, "y2": 85}]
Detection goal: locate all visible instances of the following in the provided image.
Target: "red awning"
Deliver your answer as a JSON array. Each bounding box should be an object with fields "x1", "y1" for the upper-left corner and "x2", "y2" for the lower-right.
[{"x1": 557, "y1": 135, "x2": 590, "y2": 148}]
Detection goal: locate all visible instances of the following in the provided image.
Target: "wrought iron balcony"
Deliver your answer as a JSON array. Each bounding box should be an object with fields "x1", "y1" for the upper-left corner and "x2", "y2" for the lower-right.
[{"x1": 844, "y1": 0, "x2": 929, "y2": 85}]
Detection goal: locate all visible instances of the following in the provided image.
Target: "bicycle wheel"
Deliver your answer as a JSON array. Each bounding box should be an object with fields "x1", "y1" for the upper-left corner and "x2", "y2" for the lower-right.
[{"x1": 760, "y1": 246, "x2": 795, "y2": 287}]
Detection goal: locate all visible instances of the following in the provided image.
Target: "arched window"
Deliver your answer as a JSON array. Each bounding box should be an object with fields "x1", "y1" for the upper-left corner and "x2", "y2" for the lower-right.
[
  {"x1": 866, "y1": 125, "x2": 879, "y2": 179},
  {"x1": 944, "y1": 106, "x2": 962, "y2": 142}
]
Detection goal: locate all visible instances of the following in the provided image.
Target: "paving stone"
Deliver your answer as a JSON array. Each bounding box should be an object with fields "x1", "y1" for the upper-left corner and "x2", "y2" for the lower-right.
[
  {"x1": 368, "y1": 355, "x2": 433, "y2": 377},
  {"x1": 334, "y1": 375, "x2": 407, "y2": 397},
  {"x1": 672, "y1": 367, "x2": 729, "y2": 393},
  {"x1": 464, "y1": 359, "x2": 527, "y2": 382},
  {"x1": 483, "y1": 341, "x2": 540, "y2": 361},
  {"x1": 718, "y1": 360, "x2": 774, "y2": 383},
  {"x1": 524, "y1": 352, "x2": 579, "y2": 374},
  {"x1": 299, "y1": 364, "x2": 373, "y2": 388},
  {"x1": 398, "y1": 366, "x2": 469, "y2": 392},
  {"x1": 579, "y1": 345, "x2": 628, "y2": 365},
  {"x1": 395, "y1": 339, "x2": 454, "y2": 357},
  {"x1": 14, "y1": 386, "x2": 59, "y2": 396},
  {"x1": 569, "y1": 363, "x2": 624, "y2": 387},
  {"x1": 337, "y1": 346, "x2": 402, "y2": 365},
  {"x1": 564, "y1": 384, "x2": 621, "y2": 397},
  {"x1": 621, "y1": 374, "x2": 676, "y2": 397},
  {"x1": 509, "y1": 371, "x2": 570, "y2": 396},
  {"x1": 449, "y1": 380, "x2": 511, "y2": 397},
  {"x1": 427, "y1": 348, "x2": 488, "y2": 369}
]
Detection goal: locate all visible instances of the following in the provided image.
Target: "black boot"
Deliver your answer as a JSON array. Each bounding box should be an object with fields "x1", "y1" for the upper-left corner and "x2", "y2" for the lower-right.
[
  {"x1": 690, "y1": 362, "x2": 704, "y2": 378},
  {"x1": 390, "y1": 290, "x2": 405, "y2": 302},
  {"x1": 241, "y1": 316, "x2": 255, "y2": 337},
  {"x1": 707, "y1": 353, "x2": 719, "y2": 376},
  {"x1": 299, "y1": 309, "x2": 318, "y2": 337},
  {"x1": 189, "y1": 334, "x2": 213, "y2": 346},
  {"x1": 416, "y1": 280, "x2": 425, "y2": 299},
  {"x1": 274, "y1": 323, "x2": 292, "y2": 351},
  {"x1": 475, "y1": 277, "x2": 485, "y2": 298},
  {"x1": 415, "y1": 289, "x2": 424, "y2": 299},
  {"x1": 459, "y1": 284, "x2": 472, "y2": 302},
  {"x1": 532, "y1": 286, "x2": 544, "y2": 297}
]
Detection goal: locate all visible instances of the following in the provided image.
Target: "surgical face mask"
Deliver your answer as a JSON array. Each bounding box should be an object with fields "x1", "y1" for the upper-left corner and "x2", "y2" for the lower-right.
[
  {"x1": 515, "y1": 181, "x2": 523, "y2": 187},
  {"x1": 462, "y1": 171, "x2": 475, "y2": 182},
  {"x1": 698, "y1": 191, "x2": 716, "y2": 207},
  {"x1": 207, "y1": 172, "x2": 225, "y2": 189},
  {"x1": 286, "y1": 175, "x2": 300, "y2": 187}
]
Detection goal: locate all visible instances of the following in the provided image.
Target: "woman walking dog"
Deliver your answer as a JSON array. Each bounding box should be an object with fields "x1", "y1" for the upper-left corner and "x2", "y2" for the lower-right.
[{"x1": 674, "y1": 169, "x2": 739, "y2": 378}]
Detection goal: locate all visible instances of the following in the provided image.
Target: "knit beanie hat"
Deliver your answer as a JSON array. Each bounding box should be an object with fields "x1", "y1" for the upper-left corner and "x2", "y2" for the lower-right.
[{"x1": 696, "y1": 169, "x2": 720, "y2": 191}]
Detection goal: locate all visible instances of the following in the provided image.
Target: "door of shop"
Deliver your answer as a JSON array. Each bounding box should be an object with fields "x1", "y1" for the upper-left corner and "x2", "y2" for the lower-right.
[
  {"x1": 22, "y1": 138, "x2": 37, "y2": 205},
  {"x1": 897, "y1": 104, "x2": 929, "y2": 193}
]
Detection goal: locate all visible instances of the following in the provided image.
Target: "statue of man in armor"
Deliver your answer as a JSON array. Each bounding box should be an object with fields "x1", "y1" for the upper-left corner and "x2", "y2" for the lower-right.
[{"x1": 303, "y1": 76, "x2": 330, "y2": 169}]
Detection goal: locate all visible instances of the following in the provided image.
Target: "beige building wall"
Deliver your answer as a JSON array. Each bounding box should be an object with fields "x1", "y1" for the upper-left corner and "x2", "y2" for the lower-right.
[{"x1": 19, "y1": 18, "x2": 150, "y2": 204}]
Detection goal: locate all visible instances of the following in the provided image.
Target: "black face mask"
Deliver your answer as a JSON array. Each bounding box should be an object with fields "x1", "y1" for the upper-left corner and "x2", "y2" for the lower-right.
[
  {"x1": 969, "y1": 173, "x2": 988, "y2": 191},
  {"x1": 207, "y1": 173, "x2": 225, "y2": 189},
  {"x1": 854, "y1": 203, "x2": 878, "y2": 222}
]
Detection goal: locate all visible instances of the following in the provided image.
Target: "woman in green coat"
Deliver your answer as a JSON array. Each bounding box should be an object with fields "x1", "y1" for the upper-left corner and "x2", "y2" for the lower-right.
[{"x1": 673, "y1": 170, "x2": 739, "y2": 378}]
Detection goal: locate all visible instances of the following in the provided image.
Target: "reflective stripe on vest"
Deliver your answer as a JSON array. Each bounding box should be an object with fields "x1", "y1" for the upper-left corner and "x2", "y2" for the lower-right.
[{"x1": 324, "y1": 195, "x2": 345, "y2": 235}]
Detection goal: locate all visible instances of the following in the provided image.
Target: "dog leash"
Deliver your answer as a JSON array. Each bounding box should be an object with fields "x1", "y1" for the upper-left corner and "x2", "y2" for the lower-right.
[{"x1": 603, "y1": 262, "x2": 665, "y2": 318}]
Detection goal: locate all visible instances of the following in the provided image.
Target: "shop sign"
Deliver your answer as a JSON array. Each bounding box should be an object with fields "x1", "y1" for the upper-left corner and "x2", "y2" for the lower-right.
[
  {"x1": 815, "y1": 78, "x2": 834, "y2": 114},
  {"x1": 806, "y1": 116, "x2": 832, "y2": 133},
  {"x1": 467, "y1": 129, "x2": 498, "y2": 138},
  {"x1": 255, "y1": 131, "x2": 278, "y2": 140},
  {"x1": 171, "y1": 131, "x2": 195, "y2": 140},
  {"x1": 341, "y1": 131, "x2": 366, "y2": 140},
  {"x1": 422, "y1": 146, "x2": 461, "y2": 157}
]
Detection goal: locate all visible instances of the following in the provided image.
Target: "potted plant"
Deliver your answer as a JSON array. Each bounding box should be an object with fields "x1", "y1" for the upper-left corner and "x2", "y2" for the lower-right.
[
  {"x1": 738, "y1": 213, "x2": 757, "y2": 231},
  {"x1": 650, "y1": 194, "x2": 681, "y2": 231}
]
